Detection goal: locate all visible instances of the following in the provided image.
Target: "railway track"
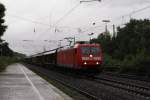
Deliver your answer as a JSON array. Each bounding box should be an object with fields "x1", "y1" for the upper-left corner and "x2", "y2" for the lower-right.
[
  {"x1": 24, "y1": 63, "x2": 150, "y2": 100},
  {"x1": 92, "y1": 76, "x2": 150, "y2": 99},
  {"x1": 103, "y1": 72, "x2": 150, "y2": 83},
  {"x1": 51, "y1": 77, "x2": 99, "y2": 100},
  {"x1": 24, "y1": 64, "x2": 100, "y2": 100}
]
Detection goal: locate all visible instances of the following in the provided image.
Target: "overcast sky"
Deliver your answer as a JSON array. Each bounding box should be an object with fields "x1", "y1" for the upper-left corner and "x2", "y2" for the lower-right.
[{"x1": 0, "y1": 0, "x2": 150, "y2": 55}]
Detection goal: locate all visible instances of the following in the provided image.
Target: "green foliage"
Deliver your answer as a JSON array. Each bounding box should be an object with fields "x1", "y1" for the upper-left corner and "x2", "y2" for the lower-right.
[
  {"x1": 0, "y1": 3, "x2": 13, "y2": 57},
  {"x1": 102, "y1": 53, "x2": 121, "y2": 72},
  {"x1": 0, "y1": 56, "x2": 18, "y2": 71},
  {"x1": 114, "y1": 19, "x2": 150, "y2": 59},
  {"x1": 0, "y1": 42, "x2": 14, "y2": 56},
  {"x1": 0, "y1": 3, "x2": 7, "y2": 38},
  {"x1": 120, "y1": 52, "x2": 150, "y2": 76},
  {"x1": 92, "y1": 19, "x2": 150, "y2": 76},
  {"x1": 91, "y1": 32, "x2": 113, "y2": 54}
]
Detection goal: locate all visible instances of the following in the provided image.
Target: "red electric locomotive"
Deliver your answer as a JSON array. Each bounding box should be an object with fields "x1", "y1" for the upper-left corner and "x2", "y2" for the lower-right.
[
  {"x1": 57, "y1": 42, "x2": 103, "y2": 72},
  {"x1": 24, "y1": 41, "x2": 103, "y2": 73}
]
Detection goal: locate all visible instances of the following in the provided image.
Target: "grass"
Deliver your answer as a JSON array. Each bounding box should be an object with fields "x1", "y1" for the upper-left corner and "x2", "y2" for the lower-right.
[{"x1": 0, "y1": 56, "x2": 18, "y2": 72}]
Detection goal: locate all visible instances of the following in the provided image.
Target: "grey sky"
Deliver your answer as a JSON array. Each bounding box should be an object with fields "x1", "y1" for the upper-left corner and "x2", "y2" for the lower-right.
[{"x1": 0, "y1": 0, "x2": 150, "y2": 55}]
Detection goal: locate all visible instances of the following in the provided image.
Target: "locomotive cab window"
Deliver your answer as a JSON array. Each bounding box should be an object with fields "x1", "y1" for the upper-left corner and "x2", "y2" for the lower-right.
[{"x1": 80, "y1": 46, "x2": 100, "y2": 55}]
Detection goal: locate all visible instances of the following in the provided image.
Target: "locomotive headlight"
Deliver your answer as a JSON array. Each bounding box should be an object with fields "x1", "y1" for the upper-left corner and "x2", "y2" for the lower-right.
[
  {"x1": 89, "y1": 54, "x2": 93, "y2": 58},
  {"x1": 96, "y1": 62, "x2": 99, "y2": 65},
  {"x1": 84, "y1": 62, "x2": 87, "y2": 65}
]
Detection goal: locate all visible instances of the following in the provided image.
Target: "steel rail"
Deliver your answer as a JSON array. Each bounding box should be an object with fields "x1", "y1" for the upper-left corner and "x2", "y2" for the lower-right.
[{"x1": 92, "y1": 76, "x2": 150, "y2": 99}]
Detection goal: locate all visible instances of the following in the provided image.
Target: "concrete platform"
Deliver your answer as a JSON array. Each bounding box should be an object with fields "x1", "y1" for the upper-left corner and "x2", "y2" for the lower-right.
[{"x1": 0, "y1": 63, "x2": 73, "y2": 100}]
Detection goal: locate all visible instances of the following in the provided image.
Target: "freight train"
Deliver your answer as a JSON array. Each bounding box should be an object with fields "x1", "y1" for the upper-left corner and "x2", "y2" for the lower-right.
[{"x1": 24, "y1": 41, "x2": 103, "y2": 73}]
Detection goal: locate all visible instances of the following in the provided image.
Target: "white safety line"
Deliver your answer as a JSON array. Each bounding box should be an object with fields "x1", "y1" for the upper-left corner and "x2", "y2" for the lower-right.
[{"x1": 18, "y1": 64, "x2": 45, "y2": 100}]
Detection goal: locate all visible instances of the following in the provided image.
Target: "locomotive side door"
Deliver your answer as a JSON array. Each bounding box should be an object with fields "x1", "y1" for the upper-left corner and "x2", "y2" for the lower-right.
[{"x1": 73, "y1": 48, "x2": 77, "y2": 68}]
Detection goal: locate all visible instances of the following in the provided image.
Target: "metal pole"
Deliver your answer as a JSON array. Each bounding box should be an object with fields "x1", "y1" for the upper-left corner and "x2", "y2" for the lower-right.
[
  {"x1": 58, "y1": 40, "x2": 63, "y2": 48},
  {"x1": 73, "y1": 37, "x2": 75, "y2": 45},
  {"x1": 105, "y1": 23, "x2": 107, "y2": 34},
  {"x1": 113, "y1": 24, "x2": 116, "y2": 37},
  {"x1": 102, "y1": 20, "x2": 110, "y2": 35}
]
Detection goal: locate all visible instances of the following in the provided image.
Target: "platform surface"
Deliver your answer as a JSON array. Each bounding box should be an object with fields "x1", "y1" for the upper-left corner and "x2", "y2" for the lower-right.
[{"x1": 0, "y1": 63, "x2": 73, "y2": 100}]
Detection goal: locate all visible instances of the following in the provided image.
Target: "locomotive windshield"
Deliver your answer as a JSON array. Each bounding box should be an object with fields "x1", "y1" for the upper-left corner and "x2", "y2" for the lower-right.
[{"x1": 80, "y1": 46, "x2": 100, "y2": 55}]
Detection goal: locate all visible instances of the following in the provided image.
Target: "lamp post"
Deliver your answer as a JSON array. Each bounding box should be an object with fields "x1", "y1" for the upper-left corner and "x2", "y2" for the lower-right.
[
  {"x1": 80, "y1": 0, "x2": 101, "y2": 3},
  {"x1": 102, "y1": 20, "x2": 110, "y2": 34}
]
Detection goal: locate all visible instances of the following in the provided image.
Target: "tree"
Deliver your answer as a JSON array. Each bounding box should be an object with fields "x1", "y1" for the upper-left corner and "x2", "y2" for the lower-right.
[
  {"x1": 114, "y1": 19, "x2": 150, "y2": 59},
  {"x1": 0, "y1": 42, "x2": 13, "y2": 56},
  {"x1": 0, "y1": 3, "x2": 7, "y2": 41},
  {"x1": 91, "y1": 31, "x2": 114, "y2": 56},
  {"x1": 0, "y1": 3, "x2": 13, "y2": 56},
  {"x1": 91, "y1": 19, "x2": 150, "y2": 75},
  {"x1": 92, "y1": 19, "x2": 150, "y2": 60}
]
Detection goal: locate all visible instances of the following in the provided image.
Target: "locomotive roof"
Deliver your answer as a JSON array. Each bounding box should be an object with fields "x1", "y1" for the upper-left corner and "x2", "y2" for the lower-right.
[
  {"x1": 58, "y1": 43, "x2": 100, "y2": 52},
  {"x1": 74, "y1": 43, "x2": 100, "y2": 48}
]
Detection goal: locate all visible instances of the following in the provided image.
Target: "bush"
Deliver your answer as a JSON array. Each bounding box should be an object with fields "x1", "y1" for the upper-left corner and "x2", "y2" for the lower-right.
[
  {"x1": 0, "y1": 56, "x2": 18, "y2": 72},
  {"x1": 102, "y1": 54, "x2": 121, "y2": 72},
  {"x1": 120, "y1": 55, "x2": 136, "y2": 73},
  {"x1": 134, "y1": 55, "x2": 150, "y2": 76},
  {"x1": 103, "y1": 52, "x2": 150, "y2": 77},
  {"x1": 120, "y1": 53, "x2": 150, "y2": 77}
]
